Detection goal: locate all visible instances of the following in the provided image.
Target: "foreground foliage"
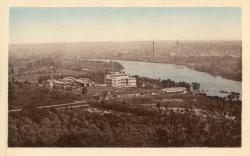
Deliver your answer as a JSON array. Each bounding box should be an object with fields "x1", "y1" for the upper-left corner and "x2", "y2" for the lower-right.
[{"x1": 9, "y1": 102, "x2": 241, "y2": 147}]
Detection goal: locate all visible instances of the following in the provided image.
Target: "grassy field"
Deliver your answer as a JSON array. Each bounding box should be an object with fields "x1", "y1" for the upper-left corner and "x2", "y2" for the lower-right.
[{"x1": 9, "y1": 84, "x2": 82, "y2": 110}]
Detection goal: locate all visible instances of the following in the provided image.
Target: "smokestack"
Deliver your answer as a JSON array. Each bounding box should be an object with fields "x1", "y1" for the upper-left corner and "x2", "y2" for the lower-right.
[
  {"x1": 153, "y1": 40, "x2": 154, "y2": 57},
  {"x1": 176, "y1": 40, "x2": 179, "y2": 54}
]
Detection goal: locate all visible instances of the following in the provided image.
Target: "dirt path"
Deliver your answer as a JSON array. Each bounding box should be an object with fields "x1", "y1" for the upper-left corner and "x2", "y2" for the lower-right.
[{"x1": 9, "y1": 100, "x2": 87, "y2": 113}]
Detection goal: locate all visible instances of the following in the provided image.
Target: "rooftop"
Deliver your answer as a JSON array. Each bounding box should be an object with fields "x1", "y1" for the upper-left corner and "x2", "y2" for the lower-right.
[
  {"x1": 107, "y1": 74, "x2": 128, "y2": 78},
  {"x1": 161, "y1": 87, "x2": 187, "y2": 92}
]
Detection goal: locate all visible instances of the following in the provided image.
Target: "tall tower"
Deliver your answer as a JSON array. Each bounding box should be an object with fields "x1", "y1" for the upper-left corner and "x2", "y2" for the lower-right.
[
  {"x1": 176, "y1": 40, "x2": 180, "y2": 54},
  {"x1": 152, "y1": 40, "x2": 155, "y2": 57}
]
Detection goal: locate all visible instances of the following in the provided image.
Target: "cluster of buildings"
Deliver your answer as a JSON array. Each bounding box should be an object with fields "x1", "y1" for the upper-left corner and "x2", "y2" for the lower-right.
[
  {"x1": 99, "y1": 89, "x2": 142, "y2": 101},
  {"x1": 43, "y1": 72, "x2": 137, "y2": 91},
  {"x1": 98, "y1": 87, "x2": 187, "y2": 101},
  {"x1": 45, "y1": 77, "x2": 94, "y2": 91},
  {"x1": 39, "y1": 71, "x2": 138, "y2": 93},
  {"x1": 40, "y1": 71, "x2": 188, "y2": 100}
]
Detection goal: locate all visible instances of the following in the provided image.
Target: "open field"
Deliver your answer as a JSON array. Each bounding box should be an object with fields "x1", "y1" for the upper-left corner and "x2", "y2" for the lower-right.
[
  {"x1": 9, "y1": 84, "x2": 82, "y2": 110},
  {"x1": 9, "y1": 57, "x2": 123, "y2": 84}
]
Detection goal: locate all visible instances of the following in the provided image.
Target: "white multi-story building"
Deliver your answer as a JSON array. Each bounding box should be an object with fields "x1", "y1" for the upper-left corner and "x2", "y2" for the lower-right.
[
  {"x1": 104, "y1": 73, "x2": 137, "y2": 87},
  {"x1": 128, "y1": 77, "x2": 136, "y2": 86}
]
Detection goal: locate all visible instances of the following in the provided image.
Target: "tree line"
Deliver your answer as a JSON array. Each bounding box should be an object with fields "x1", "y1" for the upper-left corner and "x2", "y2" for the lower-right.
[{"x1": 9, "y1": 103, "x2": 241, "y2": 147}]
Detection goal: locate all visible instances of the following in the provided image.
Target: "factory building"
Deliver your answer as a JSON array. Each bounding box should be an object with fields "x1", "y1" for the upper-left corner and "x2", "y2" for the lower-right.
[
  {"x1": 104, "y1": 73, "x2": 136, "y2": 87},
  {"x1": 161, "y1": 87, "x2": 187, "y2": 94}
]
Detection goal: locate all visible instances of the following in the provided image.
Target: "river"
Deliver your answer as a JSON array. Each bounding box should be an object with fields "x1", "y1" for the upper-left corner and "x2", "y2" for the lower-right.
[
  {"x1": 86, "y1": 59, "x2": 241, "y2": 98},
  {"x1": 113, "y1": 60, "x2": 242, "y2": 98}
]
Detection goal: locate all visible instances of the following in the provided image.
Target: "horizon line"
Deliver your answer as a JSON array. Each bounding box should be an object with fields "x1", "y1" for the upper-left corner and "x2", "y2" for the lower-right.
[{"x1": 9, "y1": 39, "x2": 242, "y2": 45}]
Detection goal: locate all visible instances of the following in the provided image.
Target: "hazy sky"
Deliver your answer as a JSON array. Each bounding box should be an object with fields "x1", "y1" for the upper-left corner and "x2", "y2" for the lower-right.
[{"x1": 10, "y1": 7, "x2": 241, "y2": 44}]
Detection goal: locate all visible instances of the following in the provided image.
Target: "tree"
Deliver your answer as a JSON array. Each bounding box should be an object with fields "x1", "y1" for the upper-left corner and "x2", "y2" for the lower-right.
[
  {"x1": 38, "y1": 76, "x2": 49, "y2": 84},
  {"x1": 82, "y1": 87, "x2": 88, "y2": 95},
  {"x1": 178, "y1": 81, "x2": 190, "y2": 92},
  {"x1": 192, "y1": 82, "x2": 200, "y2": 91},
  {"x1": 105, "y1": 69, "x2": 109, "y2": 74},
  {"x1": 161, "y1": 79, "x2": 175, "y2": 88},
  {"x1": 156, "y1": 102, "x2": 162, "y2": 112},
  {"x1": 227, "y1": 92, "x2": 240, "y2": 101},
  {"x1": 9, "y1": 77, "x2": 16, "y2": 101}
]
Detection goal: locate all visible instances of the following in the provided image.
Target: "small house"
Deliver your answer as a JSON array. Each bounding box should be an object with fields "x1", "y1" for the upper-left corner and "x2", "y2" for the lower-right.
[{"x1": 75, "y1": 78, "x2": 93, "y2": 87}]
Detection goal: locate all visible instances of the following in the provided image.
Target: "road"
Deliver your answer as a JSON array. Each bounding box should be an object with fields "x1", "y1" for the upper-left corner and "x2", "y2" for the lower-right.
[
  {"x1": 9, "y1": 100, "x2": 87, "y2": 113},
  {"x1": 9, "y1": 100, "x2": 236, "y2": 121}
]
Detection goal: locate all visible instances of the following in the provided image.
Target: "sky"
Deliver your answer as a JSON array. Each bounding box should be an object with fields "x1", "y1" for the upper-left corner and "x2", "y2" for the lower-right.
[{"x1": 9, "y1": 7, "x2": 241, "y2": 44}]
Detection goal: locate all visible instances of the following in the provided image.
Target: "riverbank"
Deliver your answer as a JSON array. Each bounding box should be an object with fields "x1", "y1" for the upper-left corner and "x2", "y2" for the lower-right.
[
  {"x1": 108, "y1": 59, "x2": 241, "y2": 98},
  {"x1": 100, "y1": 56, "x2": 241, "y2": 82}
]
